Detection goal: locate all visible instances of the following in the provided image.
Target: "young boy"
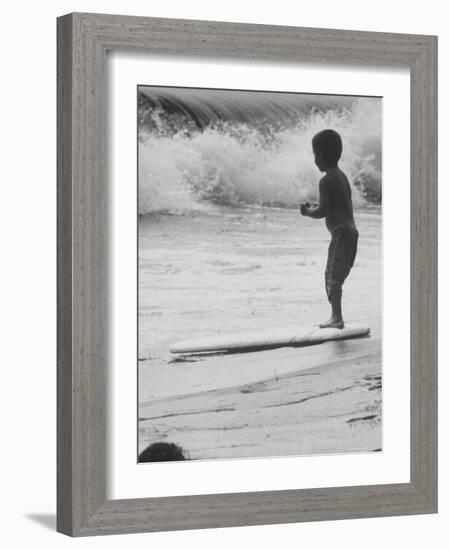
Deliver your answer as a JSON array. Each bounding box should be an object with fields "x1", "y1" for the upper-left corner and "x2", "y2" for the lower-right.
[{"x1": 300, "y1": 129, "x2": 358, "y2": 329}]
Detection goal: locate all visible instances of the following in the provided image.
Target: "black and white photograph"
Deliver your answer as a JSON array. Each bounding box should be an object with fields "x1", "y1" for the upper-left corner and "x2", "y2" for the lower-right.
[{"x1": 137, "y1": 85, "x2": 382, "y2": 462}]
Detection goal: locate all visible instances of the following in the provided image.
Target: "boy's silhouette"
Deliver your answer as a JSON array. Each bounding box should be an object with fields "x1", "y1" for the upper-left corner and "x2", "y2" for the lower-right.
[{"x1": 300, "y1": 129, "x2": 358, "y2": 328}]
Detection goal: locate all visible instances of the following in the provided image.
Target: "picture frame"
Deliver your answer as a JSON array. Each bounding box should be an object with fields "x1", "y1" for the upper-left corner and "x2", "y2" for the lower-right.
[{"x1": 57, "y1": 12, "x2": 437, "y2": 536}]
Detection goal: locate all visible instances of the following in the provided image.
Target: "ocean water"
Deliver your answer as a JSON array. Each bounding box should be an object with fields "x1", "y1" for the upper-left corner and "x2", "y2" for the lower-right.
[
  {"x1": 138, "y1": 87, "x2": 382, "y2": 215},
  {"x1": 137, "y1": 87, "x2": 382, "y2": 361},
  {"x1": 138, "y1": 206, "x2": 381, "y2": 362}
]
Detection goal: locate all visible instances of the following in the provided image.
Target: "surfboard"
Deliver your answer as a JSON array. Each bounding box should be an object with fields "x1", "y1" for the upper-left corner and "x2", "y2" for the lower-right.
[{"x1": 170, "y1": 323, "x2": 370, "y2": 354}]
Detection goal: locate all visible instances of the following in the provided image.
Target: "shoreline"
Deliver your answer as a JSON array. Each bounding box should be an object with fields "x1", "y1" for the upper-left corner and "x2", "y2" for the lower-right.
[{"x1": 139, "y1": 336, "x2": 381, "y2": 459}]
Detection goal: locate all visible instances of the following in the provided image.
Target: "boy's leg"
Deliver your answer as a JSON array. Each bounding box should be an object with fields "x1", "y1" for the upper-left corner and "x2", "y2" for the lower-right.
[
  {"x1": 320, "y1": 287, "x2": 344, "y2": 328},
  {"x1": 329, "y1": 291, "x2": 343, "y2": 326},
  {"x1": 320, "y1": 230, "x2": 357, "y2": 329}
]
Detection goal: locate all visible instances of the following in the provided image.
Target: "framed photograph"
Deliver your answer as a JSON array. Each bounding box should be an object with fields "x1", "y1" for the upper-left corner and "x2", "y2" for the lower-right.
[{"x1": 57, "y1": 13, "x2": 437, "y2": 536}]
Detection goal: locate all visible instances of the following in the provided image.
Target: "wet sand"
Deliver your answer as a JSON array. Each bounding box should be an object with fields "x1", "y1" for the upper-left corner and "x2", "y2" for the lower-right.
[{"x1": 138, "y1": 207, "x2": 382, "y2": 459}]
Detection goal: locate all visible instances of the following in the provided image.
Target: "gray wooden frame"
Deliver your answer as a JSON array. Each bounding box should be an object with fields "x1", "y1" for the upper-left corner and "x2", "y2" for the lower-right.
[{"x1": 57, "y1": 12, "x2": 437, "y2": 537}]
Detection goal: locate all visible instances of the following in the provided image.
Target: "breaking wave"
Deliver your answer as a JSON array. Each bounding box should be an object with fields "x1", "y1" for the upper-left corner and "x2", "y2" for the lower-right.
[{"x1": 138, "y1": 87, "x2": 381, "y2": 215}]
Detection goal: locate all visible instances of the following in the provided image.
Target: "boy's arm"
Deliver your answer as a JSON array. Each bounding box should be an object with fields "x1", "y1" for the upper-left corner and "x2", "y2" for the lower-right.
[{"x1": 302, "y1": 178, "x2": 329, "y2": 218}]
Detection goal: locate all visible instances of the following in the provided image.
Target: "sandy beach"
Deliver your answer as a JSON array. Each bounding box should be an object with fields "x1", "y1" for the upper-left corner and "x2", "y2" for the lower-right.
[{"x1": 138, "y1": 207, "x2": 382, "y2": 459}]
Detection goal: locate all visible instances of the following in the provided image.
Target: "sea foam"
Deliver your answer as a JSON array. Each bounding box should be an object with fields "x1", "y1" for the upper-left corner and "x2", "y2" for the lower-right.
[{"x1": 138, "y1": 90, "x2": 381, "y2": 215}]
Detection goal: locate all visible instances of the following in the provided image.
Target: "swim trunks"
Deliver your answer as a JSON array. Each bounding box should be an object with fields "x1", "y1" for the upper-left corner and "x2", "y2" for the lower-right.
[{"x1": 325, "y1": 227, "x2": 358, "y2": 301}]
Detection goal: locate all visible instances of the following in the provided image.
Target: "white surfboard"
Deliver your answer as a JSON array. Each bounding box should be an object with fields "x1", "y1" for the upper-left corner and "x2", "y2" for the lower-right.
[{"x1": 170, "y1": 323, "x2": 370, "y2": 354}]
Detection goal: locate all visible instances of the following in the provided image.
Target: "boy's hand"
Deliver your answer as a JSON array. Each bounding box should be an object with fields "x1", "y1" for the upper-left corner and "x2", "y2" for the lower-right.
[{"x1": 300, "y1": 202, "x2": 311, "y2": 216}]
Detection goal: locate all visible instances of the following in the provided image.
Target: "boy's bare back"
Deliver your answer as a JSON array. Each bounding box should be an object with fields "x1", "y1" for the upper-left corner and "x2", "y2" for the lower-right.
[{"x1": 320, "y1": 167, "x2": 357, "y2": 234}]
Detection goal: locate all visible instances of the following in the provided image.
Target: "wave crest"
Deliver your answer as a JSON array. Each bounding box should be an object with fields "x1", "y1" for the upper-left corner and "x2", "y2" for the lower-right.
[{"x1": 138, "y1": 96, "x2": 381, "y2": 215}]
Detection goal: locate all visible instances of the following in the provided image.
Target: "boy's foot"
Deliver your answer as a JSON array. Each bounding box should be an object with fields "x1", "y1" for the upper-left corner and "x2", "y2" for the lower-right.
[{"x1": 319, "y1": 318, "x2": 344, "y2": 329}]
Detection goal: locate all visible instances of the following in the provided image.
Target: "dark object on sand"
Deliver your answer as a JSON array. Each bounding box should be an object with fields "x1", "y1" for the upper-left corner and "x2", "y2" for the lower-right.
[{"x1": 138, "y1": 442, "x2": 186, "y2": 462}]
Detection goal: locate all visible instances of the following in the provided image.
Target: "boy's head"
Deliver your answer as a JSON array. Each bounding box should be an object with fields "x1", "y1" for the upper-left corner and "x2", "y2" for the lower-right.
[{"x1": 312, "y1": 129, "x2": 343, "y2": 171}]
